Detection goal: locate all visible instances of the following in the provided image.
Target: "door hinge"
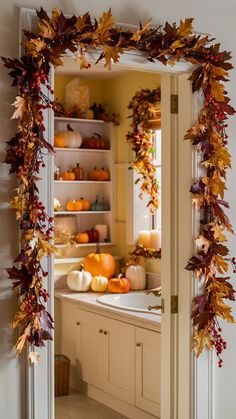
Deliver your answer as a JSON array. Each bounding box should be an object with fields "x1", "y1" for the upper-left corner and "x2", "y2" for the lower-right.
[
  {"x1": 170, "y1": 94, "x2": 178, "y2": 114},
  {"x1": 171, "y1": 295, "x2": 178, "y2": 313}
]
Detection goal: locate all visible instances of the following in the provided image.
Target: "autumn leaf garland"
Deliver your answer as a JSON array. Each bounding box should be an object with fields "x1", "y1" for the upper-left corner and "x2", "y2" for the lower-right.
[{"x1": 2, "y1": 7, "x2": 235, "y2": 365}]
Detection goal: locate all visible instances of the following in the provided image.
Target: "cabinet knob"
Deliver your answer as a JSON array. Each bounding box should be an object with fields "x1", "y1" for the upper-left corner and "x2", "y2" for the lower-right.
[
  {"x1": 76, "y1": 322, "x2": 80, "y2": 326},
  {"x1": 99, "y1": 329, "x2": 103, "y2": 334},
  {"x1": 103, "y1": 330, "x2": 108, "y2": 335},
  {"x1": 136, "y1": 342, "x2": 142, "y2": 347}
]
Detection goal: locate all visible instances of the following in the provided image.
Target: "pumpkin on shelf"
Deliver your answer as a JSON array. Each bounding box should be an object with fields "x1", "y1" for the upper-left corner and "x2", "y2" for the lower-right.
[
  {"x1": 79, "y1": 197, "x2": 91, "y2": 211},
  {"x1": 55, "y1": 124, "x2": 82, "y2": 148},
  {"x1": 81, "y1": 133, "x2": 109, "y2": 150},
  {"x1": 76, "y1": 232, "x2": 89, "y2": 244},
  {"x1": 91, "y1": 275, "x2": 108, "y2": 292},
  {"x1": 85, "y1": 228, "x2": 99, "y2": 243},
  {"x1": 67, "y1": 266, "x2": 92, "y2": 292},
  {"x1": 62, "y1": 171, "x2": 75, "y2": 181},
  {"x1": 83, "y1": 243, "x2": 116, "y2": 278},
  {"x1": 125, "y1": 264, "x2": 146, "y2": 290},
  {"x1": 91, "y1": 196, "x2": 105, "y2": 211},
  {"x1": 88, "y1": 167, "x2": 110, "y2": 181},
  {"x1": 66, "y1": 200, "x2": 82, "y2": 212},
  {"x1": 108, "y1": 274, "x2": 130, "y2": 294}
]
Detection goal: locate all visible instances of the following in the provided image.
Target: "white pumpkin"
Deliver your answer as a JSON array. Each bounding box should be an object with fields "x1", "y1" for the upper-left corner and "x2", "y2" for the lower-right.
[
  {"x1": 91, "y1": 275, "x2": 108, "y2": 292},
  {"x1": 125, "y1": 264, "x2": 146, "y2": 290},
  {"x1": 61, "y1": 124, "x2": 82, "y2": 148},
  {"x1": 54, "y1": 198, "x2": 61, "y2": 212},
  {"x1": 67, "y1": 269, "x2": 92, "y2": 292}
]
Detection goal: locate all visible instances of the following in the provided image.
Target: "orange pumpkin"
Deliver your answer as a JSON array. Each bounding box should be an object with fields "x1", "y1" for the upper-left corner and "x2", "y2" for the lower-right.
[
  {"x1": 88, "y1": 167, "x2": 110, "y2": 181},
  {"x1": 66, "y1": 200, "x2": 82, "y2": 211},
  {"x1": 76, "y1": 232, "x2": 89, "y2": 244},
  {"x1": 62, "y1": 171, "x2": 75, "y2": 181},
  {"x1": 108, "y1": 275, "x2": 130, "y2": 294},
  {"x1": 54, "y1": 132, "x2": 66, "y2": 148},
  {"x1": 83, "y1": 243, "x2": 116, "y2": 279},
  {"x1": 79, "y1": 197, "x2": 91, "y2": 211}
]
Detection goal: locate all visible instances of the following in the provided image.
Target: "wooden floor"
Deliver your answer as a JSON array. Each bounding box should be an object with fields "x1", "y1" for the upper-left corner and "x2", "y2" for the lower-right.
[{"x1": 55, "y1": 389, "x2": 127, "y2": 419}]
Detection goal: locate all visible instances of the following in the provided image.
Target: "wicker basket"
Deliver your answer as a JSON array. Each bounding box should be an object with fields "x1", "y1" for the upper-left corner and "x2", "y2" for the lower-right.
[{"x1": 55, "y1": 354, "x2": 70, "y2": 397}]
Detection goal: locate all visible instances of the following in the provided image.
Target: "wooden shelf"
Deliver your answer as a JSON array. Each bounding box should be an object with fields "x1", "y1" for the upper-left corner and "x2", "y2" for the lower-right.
[
  {"x1": 55, "y1": 211, "x2": 111, "y2": 215},
  {"x1": 54, "y1": 180, "x2": 111, "y2": 184},
  {"x1": 55, "y1": 147, "x2": 111, "y2": 153},
  {"x1": 55, "y1": 242, "x2": 113, "y2": 248},
  {"x1": 54, "y1": 255, "x2": 123, "y2": 265},
  {"x1": 54, "y1": 117, "x2": 105, "y2": 124}
]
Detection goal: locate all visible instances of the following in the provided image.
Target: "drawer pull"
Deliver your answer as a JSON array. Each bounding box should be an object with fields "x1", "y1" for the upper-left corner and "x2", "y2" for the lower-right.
[
  {"x1": 136, "y1": 342, "x2": 142, "y2": 347},
  {"x1": 99, "y1": 329, "x2": 103, "y2": 334},
  {"x1": 103, "y1": 330, "x2": 108, "y2": 335},
  {"x1": 76, "y1": 322, "x2": 80, "y2": 326}
]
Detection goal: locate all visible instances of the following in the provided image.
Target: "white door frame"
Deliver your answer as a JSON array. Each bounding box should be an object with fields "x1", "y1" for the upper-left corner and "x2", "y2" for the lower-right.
[{"x1": 18, "y1": 7, "x2": 212, "y2": 419}]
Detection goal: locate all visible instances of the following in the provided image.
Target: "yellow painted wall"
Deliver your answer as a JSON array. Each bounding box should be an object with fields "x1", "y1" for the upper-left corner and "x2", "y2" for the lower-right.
[{"x1": 54, "y1": 70, "x2": 161, "y2": 273}]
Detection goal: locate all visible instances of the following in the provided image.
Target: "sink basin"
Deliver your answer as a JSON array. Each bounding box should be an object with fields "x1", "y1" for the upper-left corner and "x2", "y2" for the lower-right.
[{"x1": 97, "y1": 292, "x2": 161, "y2": 315}]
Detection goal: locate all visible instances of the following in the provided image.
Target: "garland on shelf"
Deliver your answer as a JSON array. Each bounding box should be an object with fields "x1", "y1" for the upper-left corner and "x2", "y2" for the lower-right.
[
  {"x1": 2, "y1": 7, "x2": 236, "y2": 365},
  {"x1": 127, "y1": 88, "x2": 161, "y2": 212},
  {"x1": 130, "y1": 244, "x2": 161, "y2": 260}
]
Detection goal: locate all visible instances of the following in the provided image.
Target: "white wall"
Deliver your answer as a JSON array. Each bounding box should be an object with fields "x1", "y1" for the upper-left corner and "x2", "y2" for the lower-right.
[{"x1": 0, "y1": 1, "x2": 235, "y2": 418}]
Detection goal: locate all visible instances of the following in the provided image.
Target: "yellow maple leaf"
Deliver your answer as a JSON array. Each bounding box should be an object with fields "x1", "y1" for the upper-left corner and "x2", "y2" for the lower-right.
[
  {"x1": 25, "y1": 38, "x2": 46, "y2": 56},
  {"x1": 171, "y1": 39, "x2": 185, "y2": 50},
  {"x1": 102, "y1": 45, "x2": 120, "y2": 69},
  {"x1": 193, "y1": 328, "x2": 212, "y2": 357},
  {"x1": 94, "y1": 9, "x2": 115, "y2": 41},
  {"x1": 14, "y1": 324, "x2": 31, "y2": 354},
  {"x1": 210, "y1": 64, "x2": 228, "y2": 79},
  {"x1": 211, "y1": 223, "x2": 227, "y2": 242},
  {"x1": 51, "y1": 7, "x2": 61, "y2": 29},
  {"x1": 178, "y1": 18, "x2": 193, "y2": 37},
  {"x1": 213, "y1": 255, "x2": 229, "y2": 274},
  {"x1": 38, "y1": 19, "x2": 55, "y2": 39},
  {"x1": 210, "y1": 80, "x2": 225, "y2": 102},
  {"x1": 192, "y1": 194, "x2": 205, "y2": 209},
  {"x1": 202, "y1": 145, "x2": 231, "y2": 170},
  {"x1": 202, "y1": 175, "x2": 226, "y2": 199},
  {"x1": 131, "y1": 20, "x2": 152, "y2": 42}
]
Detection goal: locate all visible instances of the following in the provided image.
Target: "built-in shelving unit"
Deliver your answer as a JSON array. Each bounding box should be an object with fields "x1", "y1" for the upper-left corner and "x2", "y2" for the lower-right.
[{"x1": 54, "y1": 117, "x2": 115, "y2": 251}]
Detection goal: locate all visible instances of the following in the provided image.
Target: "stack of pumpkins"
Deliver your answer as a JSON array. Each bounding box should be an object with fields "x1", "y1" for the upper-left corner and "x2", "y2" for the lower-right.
[{"x1": 67, "y1": 244, "x2": 146, "y2": 293}]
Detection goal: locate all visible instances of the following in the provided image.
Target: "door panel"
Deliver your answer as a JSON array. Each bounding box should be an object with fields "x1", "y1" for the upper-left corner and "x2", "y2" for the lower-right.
[
  {"x1": 103, "y1": 318, "x2": 135, "y2": 404},
  {"x1": 136, "y1": 327, "x2": 161, "y2": 417}
]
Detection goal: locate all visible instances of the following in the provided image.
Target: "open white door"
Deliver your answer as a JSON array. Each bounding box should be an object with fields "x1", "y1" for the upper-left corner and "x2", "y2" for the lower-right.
[{"x1": 18, "y1": 7, "x2": 213, "y2": 419}]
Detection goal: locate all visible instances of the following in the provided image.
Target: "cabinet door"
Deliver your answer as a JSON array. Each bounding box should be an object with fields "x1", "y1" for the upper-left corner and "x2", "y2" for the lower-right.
[
  {"x1": 135, "y1": 327, "x2": 161, "y2": 417},
  {"x1": 103, "y1": 317, "x2": 135, "y2": 405},
  {"x1": 61, "y1": 301, "x2": 78, "y2": 366},
  {"x1": 77, "y1": 310, "x2": 105, "y2": 389}
]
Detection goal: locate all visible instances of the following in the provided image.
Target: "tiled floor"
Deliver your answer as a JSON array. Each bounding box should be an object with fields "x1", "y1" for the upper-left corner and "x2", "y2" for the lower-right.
[{"x1": 55, "y1": 389, "x2": 128, "y2": 419}]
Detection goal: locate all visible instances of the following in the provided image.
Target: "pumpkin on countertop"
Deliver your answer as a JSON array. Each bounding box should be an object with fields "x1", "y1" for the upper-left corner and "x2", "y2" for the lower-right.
[
  {"x1": 67, "y1": 266, "x2": 92, "y2": 292},
  {"x1": 55, "y1": 124, "x2": 82, "y2": 148},
  {"x1": 108, "y1": 274, "x2": 130, "y2": 294},
  {"x1": 83, "y1": 243, "x2": 116, "y2": 278},
  {"x1": 125, "y1": 264, "x2": 146, "y2": 290},
  {"x1": 91, "y1": 275, "x2": 108, "y2": 292}
]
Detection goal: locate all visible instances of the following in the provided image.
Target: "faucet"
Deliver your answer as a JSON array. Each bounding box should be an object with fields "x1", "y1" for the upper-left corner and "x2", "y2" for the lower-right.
[{"x1": 146, "y1": 286, "x2": 163, "y2": 312}]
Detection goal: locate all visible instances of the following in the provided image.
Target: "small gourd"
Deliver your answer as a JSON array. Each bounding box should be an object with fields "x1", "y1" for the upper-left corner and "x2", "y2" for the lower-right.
[
  {"x1": 108, "y1": 274, "x2": 130, "y2": 294},
  {"x1": 91, "y1": 196, "x2": 105, "y2": 211},
  {"x1": 72, "y1": 163, "x2": 84, "y2": 180},
  {"x1": 67, "y1": 266, "x2": 92, "y2": 292},
  {"x1": 62, "y1": 171, "x2": 75, "y2": 181},
  {"x1": 79, "y1": 197, "x2": 91, "y2": 211},
  {"x1": 91, "y1": 275, "x2": 108, "y2": 292},
  {"x1": 54, "y1": 198, "x2": 61, "y2": 212},
  {"x1": 66, "y1": 200, "x2": 82, "y2": 212},
  {"x1": 125, "y1": 264, "x2": 146, "y2": 290},
  {"x1": 76, "y1": 232, "x2": 89, "y2": 244}
]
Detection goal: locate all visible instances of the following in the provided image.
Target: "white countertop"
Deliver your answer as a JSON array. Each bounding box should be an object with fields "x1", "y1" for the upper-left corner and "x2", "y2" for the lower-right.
[{"x1": 55, "y1": 289, "x2": 161, "y2": 332}]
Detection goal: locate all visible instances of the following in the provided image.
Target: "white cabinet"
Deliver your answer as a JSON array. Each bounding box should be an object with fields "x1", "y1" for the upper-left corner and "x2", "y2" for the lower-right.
[
  {"x1": 76, "y1": 309, "x2": 135, "y2": 404},
  {"x1": 135, "y1": 327, "x2": 161, "y2": 417},
  {"x1": 54, "y1": 117, "x2": 115, "y2": 249}
]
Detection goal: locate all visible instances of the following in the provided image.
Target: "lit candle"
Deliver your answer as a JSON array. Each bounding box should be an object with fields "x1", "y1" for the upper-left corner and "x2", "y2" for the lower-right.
[
  {"x1": 150, "y1": 229, "x2": 161, "y2": 249},
  {"x1": 138, "y1": 230, "x2": 151, "y2": 248},
  {"x1": 95, "y1": 224, "x2": 108, "y2": 242}
]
